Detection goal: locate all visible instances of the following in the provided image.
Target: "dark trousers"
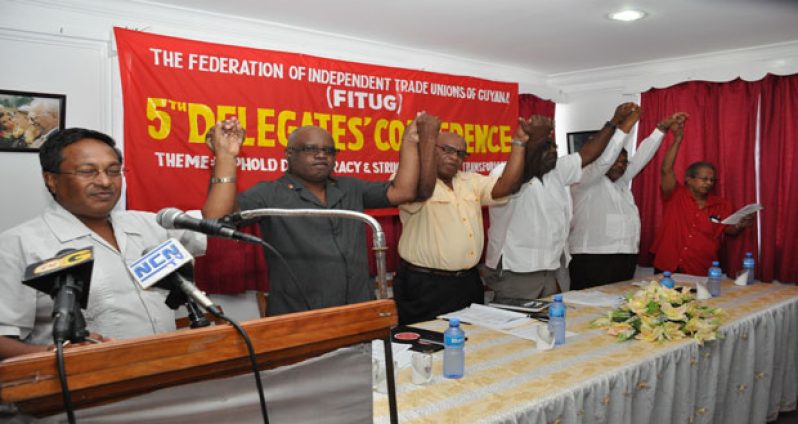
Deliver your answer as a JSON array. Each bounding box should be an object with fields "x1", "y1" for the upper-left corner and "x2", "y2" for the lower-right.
[
  {"x1": 569, "y1": 253, "x2": 638, "y2": 291},
  {"x1": 393, "y1": 261, "x2": 483, "y2": 325}
]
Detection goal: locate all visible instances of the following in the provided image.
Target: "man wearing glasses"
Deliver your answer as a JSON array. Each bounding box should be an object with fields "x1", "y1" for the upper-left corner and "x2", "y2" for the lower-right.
[
  {"x1": 651, "y1": 117, "x2": 754, "y2": 276},
  {"x1": 392, "y1": 118, "x2": 544, "y2": 324},
  {"x1": 484, "y1": 103, "x2": 638, "y2": 301},
  {"x1": 0, "y1": 128, "x2": 206, "y2": 359},
  {"x1": 203, "y1": 116, "x2": 436, "y2": 316}
]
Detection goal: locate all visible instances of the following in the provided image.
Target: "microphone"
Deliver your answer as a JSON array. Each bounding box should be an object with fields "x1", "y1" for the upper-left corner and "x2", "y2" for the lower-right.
[
  {"x1": 156, "y1": 208, "x2": 261, "y2": 244},
  {"x1": 23, "y1": 248, "x2": 94, "y2": 344},
  {"x1": 128, "y1": 238, "x2": 222, "y2": 316}
]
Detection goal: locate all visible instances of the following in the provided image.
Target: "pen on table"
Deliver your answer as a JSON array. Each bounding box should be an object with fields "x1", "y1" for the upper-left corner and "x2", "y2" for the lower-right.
[{"x1": 418, "y1": 338, "x2": 444, "y2": 346}]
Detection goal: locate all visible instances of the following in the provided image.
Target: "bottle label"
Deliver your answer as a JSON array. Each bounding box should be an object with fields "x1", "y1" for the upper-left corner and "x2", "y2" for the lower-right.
[{"x1": 444, "y1": 334, "x2": 464, "y2": 346}]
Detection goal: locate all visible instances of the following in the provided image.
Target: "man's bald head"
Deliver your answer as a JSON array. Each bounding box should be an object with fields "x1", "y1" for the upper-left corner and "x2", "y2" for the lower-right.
[
  {"x1": 287, "y1": 126, "x2": 334, "y2": 149},
  {"x1": 285, "y1": 126, "x2": 337, "y2": 184}
]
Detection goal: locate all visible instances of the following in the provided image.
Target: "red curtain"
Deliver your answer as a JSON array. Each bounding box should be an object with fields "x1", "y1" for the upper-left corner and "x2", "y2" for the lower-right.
[
  {"x1": 632, "y1": 79, "x2": 759, "y2": 276},
  {"x1": 194, "y1": 224, "x2": 268, "y2": 293},
  {"x1": 519, "y1": 93, "x2": 556, "y2": 120},
  {"x1": 758, "y1": 74, "x2": 798, "y2": 283}
]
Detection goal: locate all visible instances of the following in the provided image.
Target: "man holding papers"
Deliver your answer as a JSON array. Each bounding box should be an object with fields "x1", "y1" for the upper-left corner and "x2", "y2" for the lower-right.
[{"x1": 651, "y1": 116, "x2": 755, "y2": 275}]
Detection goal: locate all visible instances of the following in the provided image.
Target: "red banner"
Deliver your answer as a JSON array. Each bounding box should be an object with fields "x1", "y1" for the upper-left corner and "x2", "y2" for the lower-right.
[{"x1": 114, "y1": 28, "x2": 518, "y2": 211}]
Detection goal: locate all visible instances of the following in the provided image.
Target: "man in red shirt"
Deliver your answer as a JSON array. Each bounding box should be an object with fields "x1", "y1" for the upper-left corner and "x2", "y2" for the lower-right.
[{"x1": 651, "y1": 116, "x2": 753, "y2": 275}]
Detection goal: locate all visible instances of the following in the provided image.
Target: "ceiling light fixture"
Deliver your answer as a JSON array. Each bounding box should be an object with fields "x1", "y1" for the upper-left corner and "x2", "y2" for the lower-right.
[{"x1": 608, "y1": 9, "x2": 647, "y2": 22}]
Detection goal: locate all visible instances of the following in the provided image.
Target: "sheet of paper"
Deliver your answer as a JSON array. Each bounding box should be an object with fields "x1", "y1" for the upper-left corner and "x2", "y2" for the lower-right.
[
  {"x1": 439, "y1": 303, "x2": 529, "y2": 329},
  {"x1": 734, "y1": 271, "x2": 749, "y2": 286},
  {"x1": 500, "y1": 321, "x2": 577, "y2": 350},
  {"x1": 672, "y1": 273, "x2": 708, "y2": 285},
  {"x1": 631, "y1": 279, "x2": 657, "y2": 287},
  {"x1": 561, "y1": 290, "x2": 624, "y2": 307},
  {"x1": 721, "y1": 203, "x2": 763, "y2": 225}
]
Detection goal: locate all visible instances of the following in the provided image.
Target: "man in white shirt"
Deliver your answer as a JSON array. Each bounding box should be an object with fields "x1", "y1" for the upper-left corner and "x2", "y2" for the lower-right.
[
  {"x1": 0, "y1": 128, "x2": 206, "y2": 360},
  {"x1": 484, "y1": 103, "x2": 638, "y2": 300},
  {"x1": 569, "y1": 112, "x2": 687, "y2": 289}
]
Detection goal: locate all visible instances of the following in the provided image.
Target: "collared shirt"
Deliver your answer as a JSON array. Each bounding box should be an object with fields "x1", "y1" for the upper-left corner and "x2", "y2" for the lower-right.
[
  {"x1": 651, "y1": 185, "x2": 732, "y2": 275},
  {"x1": 0, "y1": 202, "x2": 206, "y2": 345},
  {"x1": 569, "y1": 129, "x2": 665, "y2": 254},
  {"x1": 486, "y1": 153, "x2": 582, "y2": 273},
  {"x1": 237, "y1": 173, "x2": 392, "y2": 315},
  {"x1": 398, "y1": 172, "x2": 503, "y2": 271}
]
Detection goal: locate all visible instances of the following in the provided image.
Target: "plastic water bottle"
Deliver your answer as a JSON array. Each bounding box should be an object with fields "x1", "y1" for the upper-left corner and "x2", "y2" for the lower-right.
[
  {"x1": 743, "y1": 252, "x2": 755, "y2": 285},
  {"x1": 660, "y1": 271, "x2": 675, "y2": 289},
  {"x1": 443, "y1": 318, "x2": 465, "y2": 379},
  {"x1": 707, "y1": 261, "x2": 723, "y2": 297},
  {"x1": 548, "y1": 294, "x2": 566, "y2": 346}
]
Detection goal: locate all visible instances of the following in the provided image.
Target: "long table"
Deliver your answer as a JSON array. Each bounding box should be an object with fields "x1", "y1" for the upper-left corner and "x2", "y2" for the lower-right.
[{"x1": 374, "y1": 280, "x2": 798, "y2": 424}]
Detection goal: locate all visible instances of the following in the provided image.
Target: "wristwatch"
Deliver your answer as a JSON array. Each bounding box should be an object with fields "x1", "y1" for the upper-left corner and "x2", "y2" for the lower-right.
[
  {"x1": 511, "y1": 140, "x2": 526, "y2": 147},
  {"x1": 604, "y1": 121, "x2": 618, "y2": 130}
]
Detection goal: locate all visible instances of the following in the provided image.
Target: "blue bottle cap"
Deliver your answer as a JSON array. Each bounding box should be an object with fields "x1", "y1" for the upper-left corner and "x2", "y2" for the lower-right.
[
  {"x1": 663, "y1": 271, "x2": 671, "y2": 277},
  {"x1": 449, "y1": 318, "x2": 460, "y2": 327},
  {"x1": 712, "y1": 261, "x2": 720, "y2": 266},
  {"x1": 745, "y1": 252, "x2": 753, "y2": 258},
  {"x1": 553, "y1": 294, "x2": 563, "y2": 302}
]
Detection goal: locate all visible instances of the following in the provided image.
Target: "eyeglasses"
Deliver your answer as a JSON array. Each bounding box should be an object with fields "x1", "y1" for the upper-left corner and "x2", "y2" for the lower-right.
[
  {"x1": 437, "y1": 144, "x2": 469, "y2": 159},
  {"x1": 53, "y1": 167, "x2": 125, "y2": 179},
  {"x1": 290, "y1": 145, "x2": 338, "y2": 156}
]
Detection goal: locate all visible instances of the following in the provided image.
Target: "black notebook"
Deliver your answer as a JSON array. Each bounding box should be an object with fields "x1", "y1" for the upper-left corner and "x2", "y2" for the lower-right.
[
  {"x1": 391, "y1": 326, "x2": 446, "y2": 352},
  {"x1": 488, "y1": 298, "x2": 551, "y2": 313}
]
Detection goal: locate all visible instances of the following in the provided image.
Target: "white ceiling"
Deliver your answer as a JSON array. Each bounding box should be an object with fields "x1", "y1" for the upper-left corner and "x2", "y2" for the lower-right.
[{"x1": 140, "y1": 0, "x2": 798, "y2": 76}]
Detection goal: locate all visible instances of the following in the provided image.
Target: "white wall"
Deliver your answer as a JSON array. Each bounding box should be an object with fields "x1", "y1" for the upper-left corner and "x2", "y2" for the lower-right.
[
  {"x1": 554, "y1": 91, "x2": 640, "y2": 156},
  {"x1": 0, "y1": 29, "x2": 112, "y2": 229},
  {"x1": 1, "y1": 0, "x2": 796, "y2": 232}
]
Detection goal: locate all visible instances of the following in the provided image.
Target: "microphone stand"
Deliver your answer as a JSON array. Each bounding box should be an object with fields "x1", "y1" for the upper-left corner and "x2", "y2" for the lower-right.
[
  {"x1": 224, "y1": 208, "x2": 389, "y2": 299},
  {"x1": 184, "y1": 300, "x2": 211, "y2": 328}
]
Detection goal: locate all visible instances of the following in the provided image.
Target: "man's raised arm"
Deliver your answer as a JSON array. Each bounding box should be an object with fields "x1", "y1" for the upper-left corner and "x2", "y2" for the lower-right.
[
  {"x1": 577, "y1": 102, "x2": 636, "y2": 167},
  {"x1": 660, "y1": 116, "x2": 686, "y2": 198},
  {"x1": 412, "y1": 113, "x2": 440, "y2": 202},
  {"x1": 491, "y1": 115, "x2": 552, "y2": 198},
  {"x1": 202, "y1": 118, "x2": 245, "y2": 219}
]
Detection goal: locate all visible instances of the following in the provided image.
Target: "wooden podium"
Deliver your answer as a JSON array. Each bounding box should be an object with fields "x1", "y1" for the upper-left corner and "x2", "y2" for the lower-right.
[{"x1": 0, "y1": 299, "x2": 399, "y2": 423}]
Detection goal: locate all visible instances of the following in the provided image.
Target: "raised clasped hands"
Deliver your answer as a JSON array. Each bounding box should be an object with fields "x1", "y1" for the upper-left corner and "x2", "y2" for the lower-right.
[
  {"x1": 516, "y1": 115, "x2": 554, "y2": 145},
  {"x1": 206, "y1": 117, "x2": 246, "y2": 157},
  {"x1": 611, "y1": 102, "x2": 638, "y2": 126},
  {"x1": 411, "y1": 111, "x2": 441, "y2": 144}
]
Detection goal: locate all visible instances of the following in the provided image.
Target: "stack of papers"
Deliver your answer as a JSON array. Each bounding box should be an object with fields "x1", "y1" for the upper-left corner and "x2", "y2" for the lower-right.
[
  {"x1": 438, "y1": 304, "x2": 531, "y2": 330},
  {"x1": 721, "y1": 203, "x2": 762, "y2": 225},
  {"x1": 672, "y1": 273, "x2": 709, "y2": 285},
  {"x1": 561, "y1": 290, "x2": 624, "y2": 307}
]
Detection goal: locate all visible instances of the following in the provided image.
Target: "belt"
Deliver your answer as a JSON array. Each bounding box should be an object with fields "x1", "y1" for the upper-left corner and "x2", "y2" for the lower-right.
[{"x1": 401, "y1": 260, "x2": 475, "y2": 278}]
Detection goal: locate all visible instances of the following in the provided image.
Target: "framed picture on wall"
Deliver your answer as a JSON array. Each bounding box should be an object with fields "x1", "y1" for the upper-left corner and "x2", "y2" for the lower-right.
[
  {"x1": 0, "y1": 89, "x2": 66, "y2": 152},
  {"x1": 566, "y1": 130, "x2": 598, "y2": 154}
]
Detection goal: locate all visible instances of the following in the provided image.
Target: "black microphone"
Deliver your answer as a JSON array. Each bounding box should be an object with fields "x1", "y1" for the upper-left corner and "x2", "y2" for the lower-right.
[
  {"x1": 155, "y1": 261, "x2": 220, "y2": 321},
  {"x1": 23, "y1": 248, "x2": 94, "y2": 344},
  {"x1": 156, "y1": 208, "x2": 261, "y2": 244},
  {"x1": 170, "y1": 264, "x2": 222, "y2": 317}
]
